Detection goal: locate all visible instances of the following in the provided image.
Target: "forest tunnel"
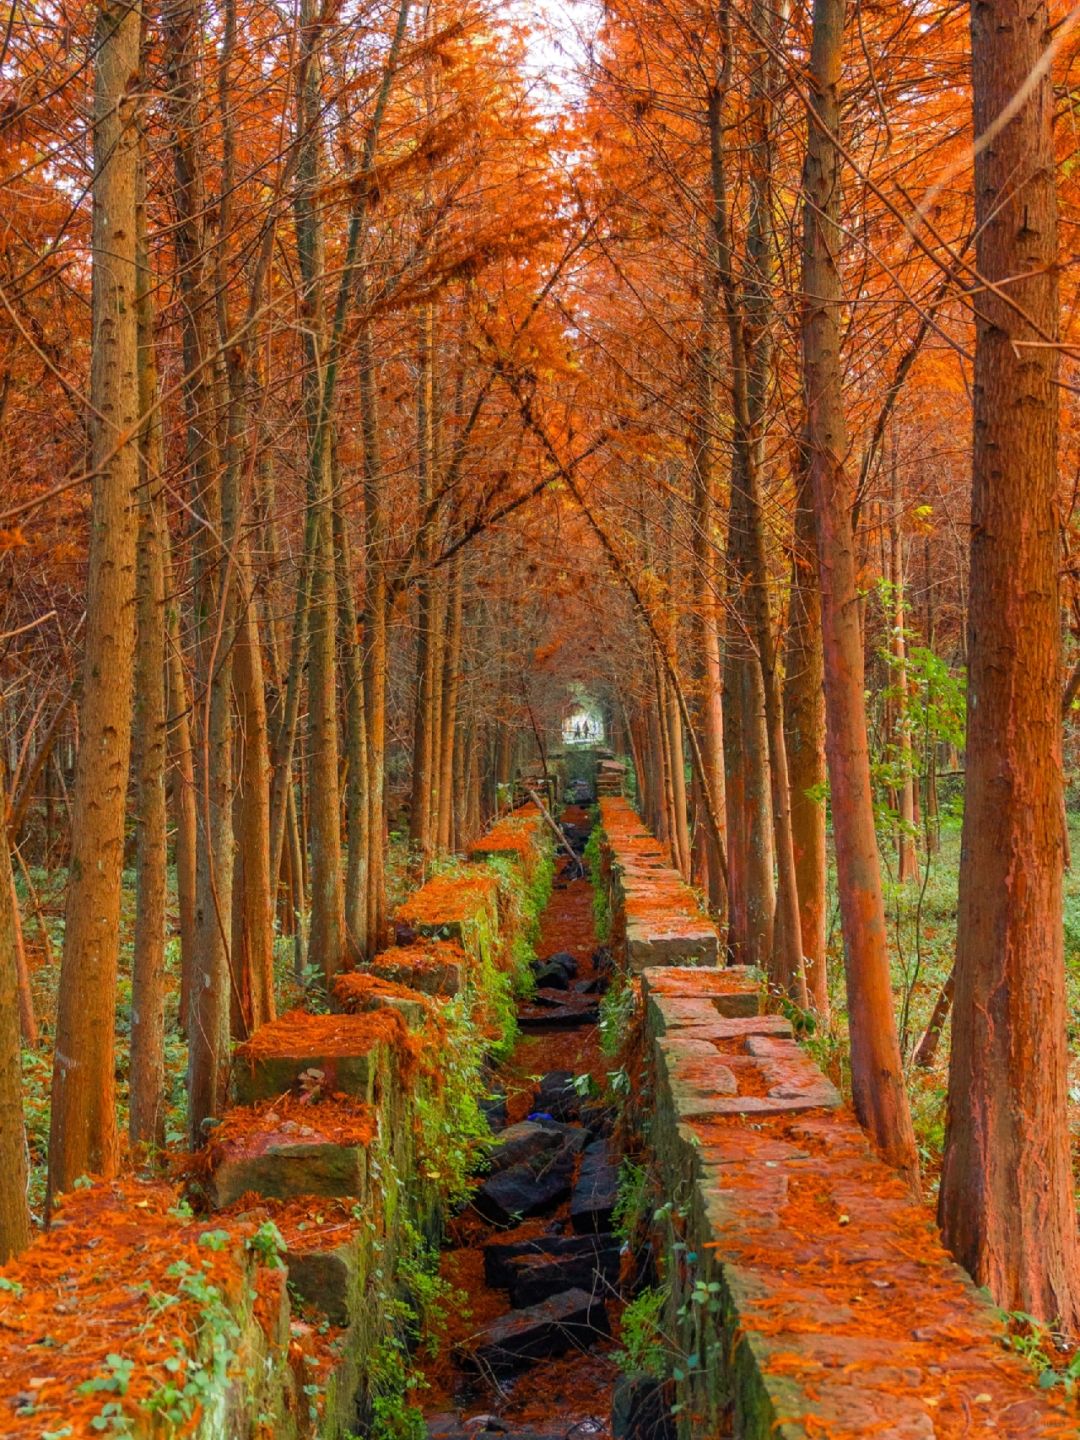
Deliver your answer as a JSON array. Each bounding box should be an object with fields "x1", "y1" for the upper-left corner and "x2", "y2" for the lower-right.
[{"x1": 3, "y1": 0, "x2": 1080, "y2": 1430}]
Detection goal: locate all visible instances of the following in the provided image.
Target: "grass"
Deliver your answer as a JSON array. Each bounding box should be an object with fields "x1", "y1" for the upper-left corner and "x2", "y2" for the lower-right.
[{"x1": 817, "y1": 806, "x2": 1080, "y2": 1193}]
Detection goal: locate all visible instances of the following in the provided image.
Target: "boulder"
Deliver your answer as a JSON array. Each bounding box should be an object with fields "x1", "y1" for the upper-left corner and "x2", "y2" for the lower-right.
[
  {"x1": 460, "y1": 1288, "x2": 611, "y2": 1374},
  {"x1": 571, "y1": 1139, "x2": 620, "y2": 1234},
  {"x1": 534, "y1": 1071, "x2": 580, "y2": 1123},
  {"x1": 483, "y1": 1231, "x2": 616, "y2": 1288},
  {"x1": 505, "y1": 1238, "x2": 622, "y2": 1308}
]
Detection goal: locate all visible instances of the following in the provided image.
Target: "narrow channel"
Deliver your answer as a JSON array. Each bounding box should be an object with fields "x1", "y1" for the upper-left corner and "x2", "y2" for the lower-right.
[{"x1": 423, "y1": 804, "x2": 627, "y2": 1440}]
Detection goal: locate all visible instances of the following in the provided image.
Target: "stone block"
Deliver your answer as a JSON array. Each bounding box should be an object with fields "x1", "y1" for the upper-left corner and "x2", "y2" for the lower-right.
[{"x1": 460, "y1": 1288, "x2": 611, "y2": 1374}]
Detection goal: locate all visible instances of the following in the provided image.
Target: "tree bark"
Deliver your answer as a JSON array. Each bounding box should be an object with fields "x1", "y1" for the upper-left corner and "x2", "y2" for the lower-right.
[
  {"x1": 800, "y1": 0, "x2": 918, "y2": 1179},
  {"x1": 129, "y1": 135, "x2": 168, "y2": 1150},
  {"x1": 937, "y1": 0, "x2": 1080, "y2": 1325},
  {"x1": 782, "y1": 447, "x2": 828, "y2": 1012},
  {"x1": 47, "y1": 0, "x2": 141, "y2": 1201},
  {"x1": 0, "y1": 751, "x2": 30, "y2": 1260}
]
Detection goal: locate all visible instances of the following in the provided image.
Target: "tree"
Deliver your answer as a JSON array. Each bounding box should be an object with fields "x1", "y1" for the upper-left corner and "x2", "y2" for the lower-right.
[
  {"x1": 938, "y1": 0, "x2": 1080, "y2": 1325},
  {"x1": 47, "y1": 0, "x2": 142, "y2": 1202},
  {"x1": 0, "y1": 749, "x2": 30, "y2": 1261},
  {"x1": 800, "y1": 0, "x2": 918, "y2": 1180}
]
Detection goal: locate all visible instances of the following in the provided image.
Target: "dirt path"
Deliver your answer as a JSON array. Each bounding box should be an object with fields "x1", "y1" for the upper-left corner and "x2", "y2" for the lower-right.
[{"x1": 423, "y1": 808, "x2": 623, "y2": 1440}]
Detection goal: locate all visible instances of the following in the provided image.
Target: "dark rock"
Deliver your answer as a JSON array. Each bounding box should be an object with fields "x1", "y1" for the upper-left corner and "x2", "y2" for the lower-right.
[
  {"x1": 532, "y1": 963, "x2": 571, "y2": 991},
  {"x1": 525, "y1": 990, "x2": 568, "y2": 1009},
  {"x1": 518, "y1": 1001, "x2": 600, "y2": 1030},
  {"x1": 571, "y1": 1138, "x2": 621, "y2": 1234},
  {"x1": 545, "y1": 951, "x2": 579, "y2": 978},
  {"x1": 428, "y1": 1424, "x2": 572, "y2": 1440},
  {"x1": 395, "y1": 922, "x2": 418, "y2": 946},
  {"x1": 612, "y1": 1375, "x2": 676, "y2": 1440},
  {"x1": 483, "y1": 1231, "x2": 620, "y2": 1288},
  {"x1": 534, "y1": 1071, "x2": 580, "y2": 1122},
  {"x1": 486, "y1": 1119, "x2": 586, "y2": 1176},
  {"x1": 575, "y1": 976, "x2": 608, "y2": 996},
  {"x1": 473, "y1": 1160, "x2": 574, "y2": 1227},
  {"x1": 506, "y1": 1239, "x2": 622, "y2": 1308},
  {"x1": 460, "y1": 1288, "x2": 611, "y2": 1374},
  {"x1": 579, "y1": 1101, "x2": 616, "y2": 1138},
  {"x1": 479, "y1": 1087, "x2": 508, "y2": 1134}
]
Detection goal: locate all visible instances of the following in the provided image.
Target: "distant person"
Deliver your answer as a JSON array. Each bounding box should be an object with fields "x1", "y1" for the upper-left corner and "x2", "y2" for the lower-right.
[{"x1": 574, "y1": 722, "x2": 581, "y2": 738}]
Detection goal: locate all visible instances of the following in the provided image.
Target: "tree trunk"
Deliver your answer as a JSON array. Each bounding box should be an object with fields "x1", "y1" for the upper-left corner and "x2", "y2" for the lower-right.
[
  {"x1": 230, "y1": 588, "x2": 275, "y2": 1032},
  {"x1": 800, "y1": 0, "x2": 918, "y2": 1180},
  {"x1": 436, "y1": 556, "x2": 464, "y2": 853},
  {"x1": 336, "y1": 500, "x2": 368, "y2": 965},
  {"x1": 47, "y1": 0, "x2": 141, "y2": 1201},
  {"x1": 164, "y1": 527, "x2": 197, "y2": 1035},
  {"x1": 0, "y1": 753, "x2": 30, "y2": 1260},
  {"x1": 783, "y1": 446, "x2": 828, "y2": 1012},
  {"x1": 409, "y1": 304, "x2": 437, "y2": 861},
  {"x1": 360, "y1": 304, "x2": 389, "y2": 950},
  {"x1": 889, "y1": 442, "x2": 917, "y2": 881},
  {"x1": 937, "y1": 0, "x2": 1080, "y2": 1325},
  {"x1": 163, "y1": 0, "x2": 234, "y2": 1145},
  {"x1": 129, "y1": 139, "x2": 168, "y2": 1150}
]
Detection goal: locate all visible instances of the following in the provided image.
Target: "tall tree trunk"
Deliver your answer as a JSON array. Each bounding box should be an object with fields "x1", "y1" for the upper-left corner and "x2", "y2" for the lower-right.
[
  {"x1": 164, "y1": 527, "x2": 196, "y2": 1034},
  {"x1": 336, "y1": 500, "x2": 368, "y2": 965},
  {"x1": 163, "y1": 0, "x2": 234, "y2": 1144},
  {"x1": 938, "y1": 0, "x2": 1080, "y2": 1325},
  {"x1": 360, "y1": 303, "x2": 389, "y2": 949},
  {"x1": 409, "y1": 304, "x2": 437, "y2": 861},
  {"x1": 48, "y1": 0, "x2": 141, "y2": 1200},
  {"x1": 889, "y1": 442, "x2": 917, "y2": 881},
  {"x1": 0, "y1": 752, "x2": 30, "y2": 1260},
  {"x1": 783, "y1": 447, "x2": 828, "y2": 1012},
  {"x1": 800, "y1": 0, "x2": 917, "y2": 1179},
  {"x1": 436, "y1": 556, "x2": 464, "y2": 853},
  {"x1": 129, "y1": 135, "x2": 168, "y2": 1150},
  {"x1": 230, "y1": 590, "x2": 275, "y2": 1032}
]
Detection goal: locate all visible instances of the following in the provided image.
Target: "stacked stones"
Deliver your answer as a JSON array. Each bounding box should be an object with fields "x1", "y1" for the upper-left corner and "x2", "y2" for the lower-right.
[
  {"x1": 0, "y1": 807, "x2": 552, "y2": 1440},
  {"x1": 596, "y1": 805, "x2": 1074, "y2": 1438}
]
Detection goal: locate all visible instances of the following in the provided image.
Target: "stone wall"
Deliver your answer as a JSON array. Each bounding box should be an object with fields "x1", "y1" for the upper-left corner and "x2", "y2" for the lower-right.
[
  {"x1": 0, "y1": 807, "x2": 552, "y2": 1440},
  {"x1": 596, "y1": 802, "x2": 1074, "y2": 1439}
]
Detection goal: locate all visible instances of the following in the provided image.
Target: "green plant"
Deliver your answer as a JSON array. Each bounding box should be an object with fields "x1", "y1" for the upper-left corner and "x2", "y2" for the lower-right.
[
  {"x1": 997, "y1": 1311, "x2": 1080, "y2": 1394},
  {"x1": 599, "y1": 972, "x2": 635, "y2": 1056},
  {"x1": 583, "y1": 826, "x2": 611, "y2": 941},
  {"x1": 614, "y1": 1285, "x2": 673, "y2": 1381},
  {"x1": 246, "y1": 1220, "x2": 286, "y2": 1269},
  {"x1": 612, "y1": 1159, "x2": 650, "y2": 1244}
]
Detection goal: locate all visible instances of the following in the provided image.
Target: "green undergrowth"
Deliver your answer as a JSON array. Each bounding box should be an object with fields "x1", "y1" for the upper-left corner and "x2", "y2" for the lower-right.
[
  {"x1": 583, "y1": 823, "x2": 611, "y2": 942},
  {"x1": 814, "y1": 812, "x2": 1080, "y2": 1191}
]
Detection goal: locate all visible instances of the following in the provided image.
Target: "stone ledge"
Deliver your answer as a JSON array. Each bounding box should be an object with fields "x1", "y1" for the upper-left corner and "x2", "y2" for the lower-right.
[{"x1": 637, "y1": 965, "x2": 1073, "y2": 1438}]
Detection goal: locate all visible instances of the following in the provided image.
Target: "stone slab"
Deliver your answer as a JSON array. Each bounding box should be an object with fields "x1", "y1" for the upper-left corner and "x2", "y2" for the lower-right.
[{"x1": 460, "y1": 1288, "x2": 611, "y2": 1374}]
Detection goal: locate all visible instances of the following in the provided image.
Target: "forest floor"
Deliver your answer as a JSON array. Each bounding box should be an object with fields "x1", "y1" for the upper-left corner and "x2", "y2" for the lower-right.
[{"x1": 417, "y1": 812, "x2": 625, "y2": 1434}]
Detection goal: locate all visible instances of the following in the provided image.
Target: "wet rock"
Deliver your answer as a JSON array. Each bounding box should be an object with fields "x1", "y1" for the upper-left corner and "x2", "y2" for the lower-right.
[
  {"x1": 574, "y1": 976, "x2": 608, "y2": 996},
  {"x1": 534, "y1": 1071, "x2": 580, "y2": 1122},
  {"x1": 546, "y1": 951, "x2": 580, "y2": 979},
  {"x1": 485, "y1": 1119, "x2": 585, "y2": 1176},
  {"x1": 506, "y1": 1238, "x2": 622, "y2": 1308},
  {"x1": 460, "y1": 1288, "x2": 611, "y2": 1374},
  {"x1": 474, "y1": 1160, "x2": 575, "y2": 1227},
  {"x1": 532, "y1": 963, "x2": 571, "y2": 991},
  {"x1": 518, "y1": 1000, "x2": 600, "y2": 1030},
  {"x1": 571, "y1": 1138, "x2": 620, "y2": 1234},
  {"x1": 612, "y1": 1375, "x2": 676, "y2": 1440},
  {"x1": 483, "y1": 1231, "x2": 618, "y2": 1288}
]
